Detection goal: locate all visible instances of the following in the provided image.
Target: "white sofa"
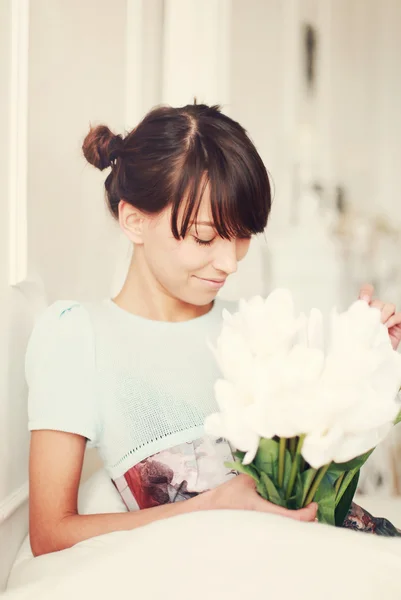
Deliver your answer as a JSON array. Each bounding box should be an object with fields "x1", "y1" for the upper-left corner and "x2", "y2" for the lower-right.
[{"x1": 5, "y1": 469, "x2": 401, "y2": 600}]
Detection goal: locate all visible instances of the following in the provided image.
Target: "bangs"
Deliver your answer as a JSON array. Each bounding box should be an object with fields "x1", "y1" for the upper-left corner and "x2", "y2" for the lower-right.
[{"x1": 169, "y1": 131, "x2": 271, "y2": 240}]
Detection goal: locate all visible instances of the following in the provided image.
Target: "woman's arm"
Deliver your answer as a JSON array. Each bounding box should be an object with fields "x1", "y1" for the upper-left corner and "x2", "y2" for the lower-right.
[
  {"x1": 30, "y1": 430, "x2": 318, "y2": 557},
  {"x1": 29, "y1": 430, "x2": 209, "y2": 556}
]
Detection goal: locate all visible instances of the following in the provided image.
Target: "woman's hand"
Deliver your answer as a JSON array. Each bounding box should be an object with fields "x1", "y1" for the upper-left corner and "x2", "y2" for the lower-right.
[
  {"x1": 203, "y1": 474, "x2": 318, "y2": 522},
  {"x1": 359, "y1": 284, "x2": 401, "y2": 350}
]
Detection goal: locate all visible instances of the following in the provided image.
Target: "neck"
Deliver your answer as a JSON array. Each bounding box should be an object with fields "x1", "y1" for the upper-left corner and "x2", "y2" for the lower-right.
[{"x1": 113, "y1": 247, "x2": 213, "y2": 322}]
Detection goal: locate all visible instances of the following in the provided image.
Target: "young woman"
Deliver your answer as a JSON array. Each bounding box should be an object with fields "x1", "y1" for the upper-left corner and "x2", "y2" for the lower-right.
[{"x1": 27, "y1": 103, "x2": 401, "y2": 557}]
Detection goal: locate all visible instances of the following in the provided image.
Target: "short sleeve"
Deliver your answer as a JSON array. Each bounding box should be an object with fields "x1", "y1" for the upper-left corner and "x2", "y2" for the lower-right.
[{"x1": 26, "y1": 301, "x2": 99, "y2": 447}]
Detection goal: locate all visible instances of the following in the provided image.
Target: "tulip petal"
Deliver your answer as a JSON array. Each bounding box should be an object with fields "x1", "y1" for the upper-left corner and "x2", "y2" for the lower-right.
[
  {"x1": 302, "y1": 426, "x2": 344, "y2": 469},
  {"x1": 332, "y1": 424, "x2": 392, "y2": 464},
  {"x1": 308, "y1": 308, "x2": 324, "y2": 351}
]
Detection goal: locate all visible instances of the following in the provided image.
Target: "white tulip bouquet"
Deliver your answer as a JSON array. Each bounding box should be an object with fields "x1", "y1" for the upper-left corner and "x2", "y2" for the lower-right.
[{"x1": 205, "y1": 290, "x2": 401, "y2": 526}]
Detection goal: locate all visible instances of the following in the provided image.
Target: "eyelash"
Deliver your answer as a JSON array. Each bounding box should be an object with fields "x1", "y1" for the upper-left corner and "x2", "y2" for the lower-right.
[{"x1": 193, "y1": 236, "x2": 215, "y2": 247}]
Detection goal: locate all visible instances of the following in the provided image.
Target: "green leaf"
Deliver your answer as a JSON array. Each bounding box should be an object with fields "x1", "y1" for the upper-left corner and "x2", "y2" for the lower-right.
[
  {"x1": 253, "y1": 438, "x2": 292, "y2": 495},
  {"x1": 325, "y1": 465, "x2": 342, "y2": 486},
  {"x1": 256, "y1": 478, "x2": 268, "y2": 501},
  {"x1": 299, "y1": 468, "x2": 317, "y2": 506},
  {"x1": 254, "y1": 438, "x2": 280, "y2": 478},
  {"x1": 224, "y1": 461, "x2": 260, "y2": 483},
  {"x1": 287, "y1": 495, "x2": 298, "y2": 510},
  {"x1": 295, "y1": 473, "x2": 304, "y2": 508},
  {"x1": 332, "y1": 449, "x2": 374, "y2": 472},
  {"x1": 313, "y1": 474, "x2": 336, "y2": 525},
  {"x1": 260, "y1": 472, "x2": 286, "y2": 507},
  {"x1": 335, "y1": 470, "x2": 360, "y2": 526}
]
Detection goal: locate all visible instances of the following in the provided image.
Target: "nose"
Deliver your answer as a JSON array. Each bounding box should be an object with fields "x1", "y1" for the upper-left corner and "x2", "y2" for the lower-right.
[{"x1": 212, "y1": 239, "x2": 238, "y2": 275}]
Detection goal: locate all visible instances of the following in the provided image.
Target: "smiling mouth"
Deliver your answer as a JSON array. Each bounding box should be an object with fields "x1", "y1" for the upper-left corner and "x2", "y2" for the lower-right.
[
  {"x1": 199, "y1": 277, "x2": 226, "y2": 283},
  {"x1": 194, "y1": 276, "x2": 227, "y2": 288}
]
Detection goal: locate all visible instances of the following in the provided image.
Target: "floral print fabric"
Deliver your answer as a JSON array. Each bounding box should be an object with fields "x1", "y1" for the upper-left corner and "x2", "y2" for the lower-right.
[
  {"x1": 113, "y1": 436, "x2": 236, "y2": 511},
  {"x1": 343, "y1": 502, "x2": 401, "y2": 536}
]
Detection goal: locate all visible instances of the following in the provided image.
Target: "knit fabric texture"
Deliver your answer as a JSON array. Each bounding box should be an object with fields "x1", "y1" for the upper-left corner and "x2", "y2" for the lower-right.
[{"x1": 26, "y1": 297, "x2": 235, "y2": 479}]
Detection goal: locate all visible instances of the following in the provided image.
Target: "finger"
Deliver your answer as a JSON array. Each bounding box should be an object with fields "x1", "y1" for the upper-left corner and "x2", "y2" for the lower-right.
[
  {"x1": 370, "y1": 299, "x2": 385, "y2": 312},
  {"x1": 380, "y1": 303, "x2": 396, "y2": 324},
  {"x1": 290, "y1": 503, "x2": 318, "y2": 522},
  {"x1": 255, "y1": 497, "x2": 318, "y2": 522},
  {"x1": 386, "y1": 313, "x2": 401, "y2": 329},
  {"x1": 359, "y1": 283, "x2": 374, "y2": 303}
]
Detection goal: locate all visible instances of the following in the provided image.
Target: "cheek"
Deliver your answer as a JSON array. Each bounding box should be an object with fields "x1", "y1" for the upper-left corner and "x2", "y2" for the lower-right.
[
  {"x1": 237, "y1": 238, "x2": 252, "y2": 261},
  {"x1": 150, "y1": 237, "x2": 210, "y2": 277},
  {"x1": 174, "y1": 241, "x2": 212, "y2": 272}
]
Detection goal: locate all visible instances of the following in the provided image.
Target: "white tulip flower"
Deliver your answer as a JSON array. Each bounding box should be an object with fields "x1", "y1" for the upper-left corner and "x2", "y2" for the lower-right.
[
  {"x1": 207, "y1": 289, "x2": 401, "y2": 471},
  {"x1": 204, "y1": 380, "x2": 259, "y2": 464},
  {"x1": 213, "y1": 325, "x2": 255, "y2": 394},
  {"x1": 248, "y1": 344, "x2": 324, "y2": 438},
  {"x1": 302, "y1": 300, "x2": 401, "y2": 468},
  {"x1": 226, "y1": 289, "x2": 303, "y2": 360}
]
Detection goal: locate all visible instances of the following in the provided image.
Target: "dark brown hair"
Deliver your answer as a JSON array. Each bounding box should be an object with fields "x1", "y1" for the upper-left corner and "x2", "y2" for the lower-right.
[{"x1": 82, "y1": 102, "x2": 271, "y2": 239}]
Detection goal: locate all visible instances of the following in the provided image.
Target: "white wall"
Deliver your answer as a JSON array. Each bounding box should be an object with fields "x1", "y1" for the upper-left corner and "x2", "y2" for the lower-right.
[
  {"x1": 230, "y1": 0, "x2": 401, "y2": 310},
  {"x1": 27, "y1": 1, "x2": 128, "y2": 303},
  {"x1": 231, "y1": 0, "x2": 292, "y2": 227}
]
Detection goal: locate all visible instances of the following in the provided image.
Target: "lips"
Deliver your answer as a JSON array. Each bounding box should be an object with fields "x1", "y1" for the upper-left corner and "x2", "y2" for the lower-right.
[
  {"x1": 200, "y1": 278, "x2": 226, "y2": 283},
  {"x1": 194, "y1": 276, "x2": 227, "y2": 289}
]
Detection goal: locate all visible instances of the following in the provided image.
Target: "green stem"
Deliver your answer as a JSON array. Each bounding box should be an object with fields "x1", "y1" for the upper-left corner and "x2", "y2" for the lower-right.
[
  {"x1": 278, "y1": 438, "x2": 286, "y2": 488},
  {"x1": 289, "y1": 437, "x2": 297, "y2": 458},
  {"x1": 286, "y1": 435, "x2": 305, "y2": 500},
  {"x1": 304, "y1": 463, "x2": 330, "y2": 506},
  {"x1": 302, "y1": 468, "x2": 317, "y2": 504},
  {"x1": 334, "y1": 472, "x2": 345, "y2": 496}
]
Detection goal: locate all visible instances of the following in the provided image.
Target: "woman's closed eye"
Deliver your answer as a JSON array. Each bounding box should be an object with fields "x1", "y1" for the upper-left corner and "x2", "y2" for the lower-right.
[{"x1": 193, "y1": 236, "x2": 216, "y2": 246}]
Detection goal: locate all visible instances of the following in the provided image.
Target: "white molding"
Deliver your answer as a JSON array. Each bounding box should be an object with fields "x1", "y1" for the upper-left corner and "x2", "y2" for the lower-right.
[
  {"x1": 9, "y1": 0, "x2": 30, "y2": 287},
  {"x1": 125, "y1": 0, "x2": 144, "y2": 131},
  {"x1": 0, "y1": 481, "x2": 29, "y2": 524}
]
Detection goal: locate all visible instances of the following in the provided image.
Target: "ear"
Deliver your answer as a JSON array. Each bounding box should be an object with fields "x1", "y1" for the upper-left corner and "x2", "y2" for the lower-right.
[{"x1": 118, "y1": 200, "x2": 146, "y2": 244}]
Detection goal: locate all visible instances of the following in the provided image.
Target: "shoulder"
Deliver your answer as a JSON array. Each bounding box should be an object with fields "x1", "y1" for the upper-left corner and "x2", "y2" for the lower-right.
[
  {"x1": 29, "y1": 300, "x2": 94, "y2": 342},
  {"x1": 31, "y1": 300, "x2": 93, "y2": 333},
  {"x1": 25, "y1": 301, "x2": 95, "y2": 373},
  {"x1": 36, "y1": 300, "x2": 90, "y2": 323}
]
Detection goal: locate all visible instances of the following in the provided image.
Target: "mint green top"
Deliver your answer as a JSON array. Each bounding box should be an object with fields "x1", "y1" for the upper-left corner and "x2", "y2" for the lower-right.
[{"x1": 26, "y1": 298, "x2": 234, "y2": 479}]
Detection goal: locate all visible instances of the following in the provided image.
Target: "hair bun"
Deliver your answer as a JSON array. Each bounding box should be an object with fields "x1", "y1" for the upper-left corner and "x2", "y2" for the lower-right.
[
  {"x1": 108, "y1": 134, "x2": 125, "y2": 163},
  {"x1": 82, "y1": 125, "x2": 124, "y2": 171}
]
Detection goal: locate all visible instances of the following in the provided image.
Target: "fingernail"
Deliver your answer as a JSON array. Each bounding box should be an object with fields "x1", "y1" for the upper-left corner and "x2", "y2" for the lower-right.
[{"x1": 361, "y1": 295, "x2": 370, "y2": 303}]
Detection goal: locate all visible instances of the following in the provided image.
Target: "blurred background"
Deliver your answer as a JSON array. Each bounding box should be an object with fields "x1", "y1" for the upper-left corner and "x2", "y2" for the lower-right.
[{"x1": 1, "y1": 0, "x2": 401, "y2": 527}]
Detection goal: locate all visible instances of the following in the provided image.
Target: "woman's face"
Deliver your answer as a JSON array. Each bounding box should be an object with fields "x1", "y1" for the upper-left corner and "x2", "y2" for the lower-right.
[{"x1": 140, "y1": 195, "x2": 251, "y2": 306}]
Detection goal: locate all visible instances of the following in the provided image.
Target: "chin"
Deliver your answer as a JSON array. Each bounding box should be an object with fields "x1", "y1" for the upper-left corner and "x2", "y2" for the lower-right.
[{"x1": 182, "y1": 291, "x2": 218, "y2": 307}]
